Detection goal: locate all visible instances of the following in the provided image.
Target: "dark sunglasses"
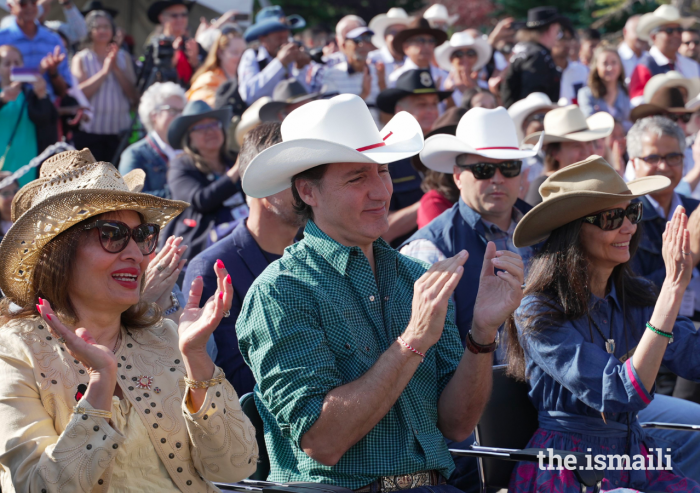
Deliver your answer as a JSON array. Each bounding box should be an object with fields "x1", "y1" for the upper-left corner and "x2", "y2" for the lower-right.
[
  {"x1": 667, "y1": 112, "x2": 692, "y2": 123},
  {"x1": 349, "y1": 33, "x2": 373, "y2": 44},
  {"x1": 637, "y1": 152, "x2": 684, "y2": 167},
  {"x1": 451, "y1": 49, "x2": 477, "y2": 59},
  {"x1": 583, "y1": 202, "x2": 643, "y2": 231},
  {"x1": 456, "y1": 159, "x2": 522, "y2": 180},
  {"x1": 84, "y1": 220, "x2": 160, "y2": 255},
  {"x1": 656, "y1": 26, "x2": 684, "y2": 35}
]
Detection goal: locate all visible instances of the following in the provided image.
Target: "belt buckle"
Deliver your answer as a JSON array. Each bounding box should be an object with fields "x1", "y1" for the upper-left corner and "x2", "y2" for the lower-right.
[{"x1": 380, "y1": 471, "x2": 430, "y2": 493}]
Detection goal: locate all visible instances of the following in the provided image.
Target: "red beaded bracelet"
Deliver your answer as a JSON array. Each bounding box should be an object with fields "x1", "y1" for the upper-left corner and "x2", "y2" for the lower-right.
[{"x1": 397, "y1": 336, "x2": 426, "y2": 362}]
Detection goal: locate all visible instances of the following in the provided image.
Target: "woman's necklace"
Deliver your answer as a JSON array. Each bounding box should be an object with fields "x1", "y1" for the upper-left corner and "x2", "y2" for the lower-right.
[
  {"x1": 112, "y1": 330, "x2": 122, "y2": 354},
  {"x1": 587, "y1": 312, "x2": 615, "y2": 354}
]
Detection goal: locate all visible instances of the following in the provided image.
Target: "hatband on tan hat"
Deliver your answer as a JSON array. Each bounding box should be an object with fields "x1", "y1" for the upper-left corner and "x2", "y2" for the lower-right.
[
  {"x1": 513, "y1": 155, "x2": 671, "y2": 248},
  {"x1": 0, "y1": 149, "x2": 188, "y2": 306},
  {"x1": 523, "y1": 105, "x2": 614, "y2": 145}
]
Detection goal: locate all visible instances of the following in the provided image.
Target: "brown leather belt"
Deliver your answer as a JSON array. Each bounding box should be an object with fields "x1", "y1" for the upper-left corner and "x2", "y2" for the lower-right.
[{"x1": 354, "y1": 470, "x2": 445, "y2": 493}]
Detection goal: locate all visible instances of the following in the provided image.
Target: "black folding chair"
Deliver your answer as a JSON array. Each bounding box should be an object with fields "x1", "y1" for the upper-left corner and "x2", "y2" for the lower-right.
[{"x1": 448, "y1": 365, "x2": 605, "y2": 493}]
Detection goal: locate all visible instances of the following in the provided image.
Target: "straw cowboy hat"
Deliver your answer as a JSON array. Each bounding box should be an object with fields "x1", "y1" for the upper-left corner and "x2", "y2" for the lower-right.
[
  {"x1": 523, "y1": 105, "x2": 614, "y2": 145},
  {"x1": 0, "y1": 149, "x2": 188, "y2": 306},
  {"x1": 235, "y1": 96, "x2": 271, "y2": 146},
  {"x1": 369, "y1": 7, "x2": 413, "y2": 49},
  {"x1": 513, "y1": 155, "x2": 671, "y2": 248},
  {"x1": 507, "y1": 92, "x2": 558, "y2": 144},
  {"x1": 419, "y1": 106, "x2": 544, "y2": 173},
  {"x1": 636, "y1": 5, "x2": 696, "y2": 43},
  {"x1": 642, "y1": 71, "x2": 700, "y2": 104},
  {"x1": 434, "y1": 31, "x2": 492, "y2": 72},
  {"x1": 242, "y1": 93, "x2": 424, "y2": 198},
  {"x1": 423, "y1": 4, "x2": 458, "y2": 28},
  {"x1": 630, "y1": 86, "x2": 693, "y2": 122}
]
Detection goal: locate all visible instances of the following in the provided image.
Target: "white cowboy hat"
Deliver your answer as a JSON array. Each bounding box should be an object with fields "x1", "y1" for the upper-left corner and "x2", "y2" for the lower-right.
[
  {"x1": 369, "y1": 7, "x2": 413, "y2": 49},
  {"x1": 419, "y1": 106, "x2": 544, "y2": 173},
  {"x1": 636, "y1": 5, "x2": 696, "y2": 42},
  {"x1": 424, "y1": 4, "x2": 459, "y2": 27},
  {"x1": 507, "y1": 92, "x2": 559, "y2": 144},
  {"x1": 235, "y1": 96, "x2": 272, "y2": 146},
  {"x1": 242, "y1": 94, "x2": 424, "y2": 198},
  {"x1": 434, "y1": 31, "x2": 492, "y2": 72},
  {"x1": 523, "y1": 105, "x2": 614, "y2": 145},
  {"x1": 643, "y1": 71, "x2": 700, "y2": 103},
  {"x1": 686, "y1": 88, "x2": 700, "y2": 111}
]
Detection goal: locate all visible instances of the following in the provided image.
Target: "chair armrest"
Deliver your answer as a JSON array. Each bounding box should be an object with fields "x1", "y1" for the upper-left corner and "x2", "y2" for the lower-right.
[
  {"x1": 450, "y1": 446, "x2": 605, "y2": 488},
  {"x1": 641, "y1": 422, "x2": 700, "y2": 431},
  {"x1": 215, "y1": 481, "x2": 354, "y2": 493}
]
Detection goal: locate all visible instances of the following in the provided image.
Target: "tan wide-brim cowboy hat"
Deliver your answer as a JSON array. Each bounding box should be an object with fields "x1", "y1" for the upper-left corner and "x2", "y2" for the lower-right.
[
  {"x1": 0, "y1": 149, "x2": 188, "y2": 306},
  {"x1": 513, "y1": 155, "x2": 671, "y2": 248},
  {"x1": 242, "y1": 94, "x2": 424, "y2": 198},
  {"x1": 636, "y1": 5, "x2": 696, "y2": 42},
  {"x1": 643, "y1": 71, "x2": 700, "y2": 104},
  {"x1": 523, "y1": 105, "x2": 614, "y2": 145},
  {"x1": 630, "y1": 86, "x2": 693, "y2": 122},
  {"x1": 235, "y1": 96, "x2": 271, "y2": 146},
  {"x1": 369, "y1": 7, "x2": 413, "y2": 49},
  {"x1": 434, "y1": 31, "x2": 492, "y2": 72}
]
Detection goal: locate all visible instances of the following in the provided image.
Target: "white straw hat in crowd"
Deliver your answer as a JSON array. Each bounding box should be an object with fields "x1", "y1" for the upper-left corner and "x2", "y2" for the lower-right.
[
  {"x1": 423, "y1": 4, "x2": 458, "y2": 28},
  {"x1": 636, "y1": 5, "x2": 696, "y2": 42},
  {"x1": 369, "y1": 8, "x2": 413, "y2": 49},
  {"x1": 643, "y1": 71, "x2": 700, "y2": 104},
  {"x1": 242, "y1": 94, "x2": 424, "y2": 198},
  {"x1": 420, "y1": 106, "x2": 544, "y2": 173},
  {"x1": 507, "y1": 92, "x2": 559, "y2": 144},
  {"x1": 434, "y1": 31, "x2": 492, "y2": 72},
  {"x1": 523, "y1": 105, "x2": 614, "y2": 145}
]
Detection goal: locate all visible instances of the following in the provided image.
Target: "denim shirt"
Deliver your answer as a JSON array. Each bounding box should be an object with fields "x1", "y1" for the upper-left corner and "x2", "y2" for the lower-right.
[
  {"x1": 577, "y1": 84, "x2": 631, "y2": 129},
  {"x1": 516, "y1": 283, "x2": 700, "y2": 439},
  {"x1": 118, "y1": 136, "x2": 171, "y2": 198}
]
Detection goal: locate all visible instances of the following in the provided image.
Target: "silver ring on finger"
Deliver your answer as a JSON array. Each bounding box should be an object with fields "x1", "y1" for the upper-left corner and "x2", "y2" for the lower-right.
[
  {"x1": 521, "y1": 284, "x2": 526, "y2": 290},
  {"x1": 157, "y1": 264, "x2": 166, "y2": 272},
  {"x1": 223, "y1": 310, "x2": 230, "y2": 318},
  {"x1": 683, "y1": 251, "x2": 691, "y2": 255}
]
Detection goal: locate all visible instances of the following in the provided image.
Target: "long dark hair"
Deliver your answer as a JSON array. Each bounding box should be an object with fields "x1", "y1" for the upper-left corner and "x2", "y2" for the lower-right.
[{"x1": 505, "y1": 216, "x2": 657, "y2": 380}]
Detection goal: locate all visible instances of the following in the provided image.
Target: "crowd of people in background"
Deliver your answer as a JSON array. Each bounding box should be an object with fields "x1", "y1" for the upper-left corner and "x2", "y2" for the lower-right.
[{"x1": 4, "y1": 0, "x2": 700, "y2": 491}]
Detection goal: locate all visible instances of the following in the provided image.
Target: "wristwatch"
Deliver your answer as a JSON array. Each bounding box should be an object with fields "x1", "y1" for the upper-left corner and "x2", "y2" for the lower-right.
[
  {"x1": 466, "y1": 330, "x2": 499, "y2": 354},
  {"x1": 163, "y1": 291, "x2": 181, "y2": 316}
]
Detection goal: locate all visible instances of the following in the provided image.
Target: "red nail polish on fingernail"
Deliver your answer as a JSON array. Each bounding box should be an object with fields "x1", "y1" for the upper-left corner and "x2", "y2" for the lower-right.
[
  {"x1": 47, "y1": 314, "x2": 52, "y2": 321},
  {"x1": 226, "y1": 274, "x2": 231, "y2": 284},
  {"x1": 218, "y1": 292, "x2": 224, "y2": 300},
  {"x1": 36, "y1": 305, "x2": 41, "y2": 312},
  {"x1": 38, "y1": 297, "x2": 44, "y2": 305},
  {"x1": 216, "y1": 259, "x2": 224, "y2": 269}
]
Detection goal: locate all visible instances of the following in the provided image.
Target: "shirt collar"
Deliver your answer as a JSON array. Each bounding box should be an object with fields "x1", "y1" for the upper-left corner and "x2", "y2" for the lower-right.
[
  {"x1": 302, "y1": 220, "x2": 394, "y2": 276},
  {"x1": 257, "y1": 46, "x2": 271, "y2": 62},
  {"x1": 650, "y1": 45, "x2": 674, "y2": 66},
  {"x1": 645, "y1": 192, "x2": 681, "y2": 221},
  {"x1": 150, "y1": 131, "x2": 180, "y2": 162},
  {"x1": 458, "y1": 197, "x2": 524, "y2": 231},
  {"x1": 591, "y1": 280, "x2": 621, "y2": 310}
]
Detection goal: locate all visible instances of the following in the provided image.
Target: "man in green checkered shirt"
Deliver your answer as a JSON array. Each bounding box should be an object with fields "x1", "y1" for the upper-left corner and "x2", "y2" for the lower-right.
[{"x1": 237, "y1": 95, "x2": 525, "y2": 492}]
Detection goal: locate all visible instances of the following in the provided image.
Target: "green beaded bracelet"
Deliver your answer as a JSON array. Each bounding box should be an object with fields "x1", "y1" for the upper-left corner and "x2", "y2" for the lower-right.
[{"x1": 646, "y1": 322, "x2": 674, "y2": 342}]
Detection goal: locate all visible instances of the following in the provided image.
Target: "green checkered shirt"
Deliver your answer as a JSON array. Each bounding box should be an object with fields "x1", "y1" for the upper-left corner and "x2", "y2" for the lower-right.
[{"x1": 237, "y1": 220, "x2": 464, "y2": 489}]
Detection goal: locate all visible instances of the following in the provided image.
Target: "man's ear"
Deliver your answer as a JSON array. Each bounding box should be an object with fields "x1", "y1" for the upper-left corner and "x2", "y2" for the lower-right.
[
  {"x1": 453, "y1": 167, "x2": 464, "y2": 191},
  {"x1": 296, "y1": 178, "x2": 319, "y2": 208}
]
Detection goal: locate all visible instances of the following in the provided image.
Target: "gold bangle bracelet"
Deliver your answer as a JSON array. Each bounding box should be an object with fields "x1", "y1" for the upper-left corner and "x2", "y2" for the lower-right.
[
  {"x1": 184, "y1": 374, "x2": 225, "y2": 389},
  {"x1": 73, "y1": 406, "x2": 112, "y2": 420}
]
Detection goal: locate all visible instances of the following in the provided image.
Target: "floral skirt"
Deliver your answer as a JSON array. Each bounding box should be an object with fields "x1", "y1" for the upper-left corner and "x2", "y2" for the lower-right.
[{"x1": 508, "y1": 428, "x2": 700, "y2": 492}]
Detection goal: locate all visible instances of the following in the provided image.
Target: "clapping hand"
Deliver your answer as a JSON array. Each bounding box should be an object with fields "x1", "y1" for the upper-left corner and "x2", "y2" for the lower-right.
[
  {"x1": 472, "y1": 242, "x2": 524, "y2": 340},
  {"x1": 402, "y1": 251, "x2": 468, "y2": 354},
  {"x1": 141, "y1": 236, "x2": 187, "y2": 308},
  {"x1": 177, "y1": 260, "x2": 233, "y2": 356},
  {"x1": 37, "y1": 298, "x2": 118, "y2": 376},
  {"x1": 662, "y1": 206, "x2": 694, "y2": 291}
]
